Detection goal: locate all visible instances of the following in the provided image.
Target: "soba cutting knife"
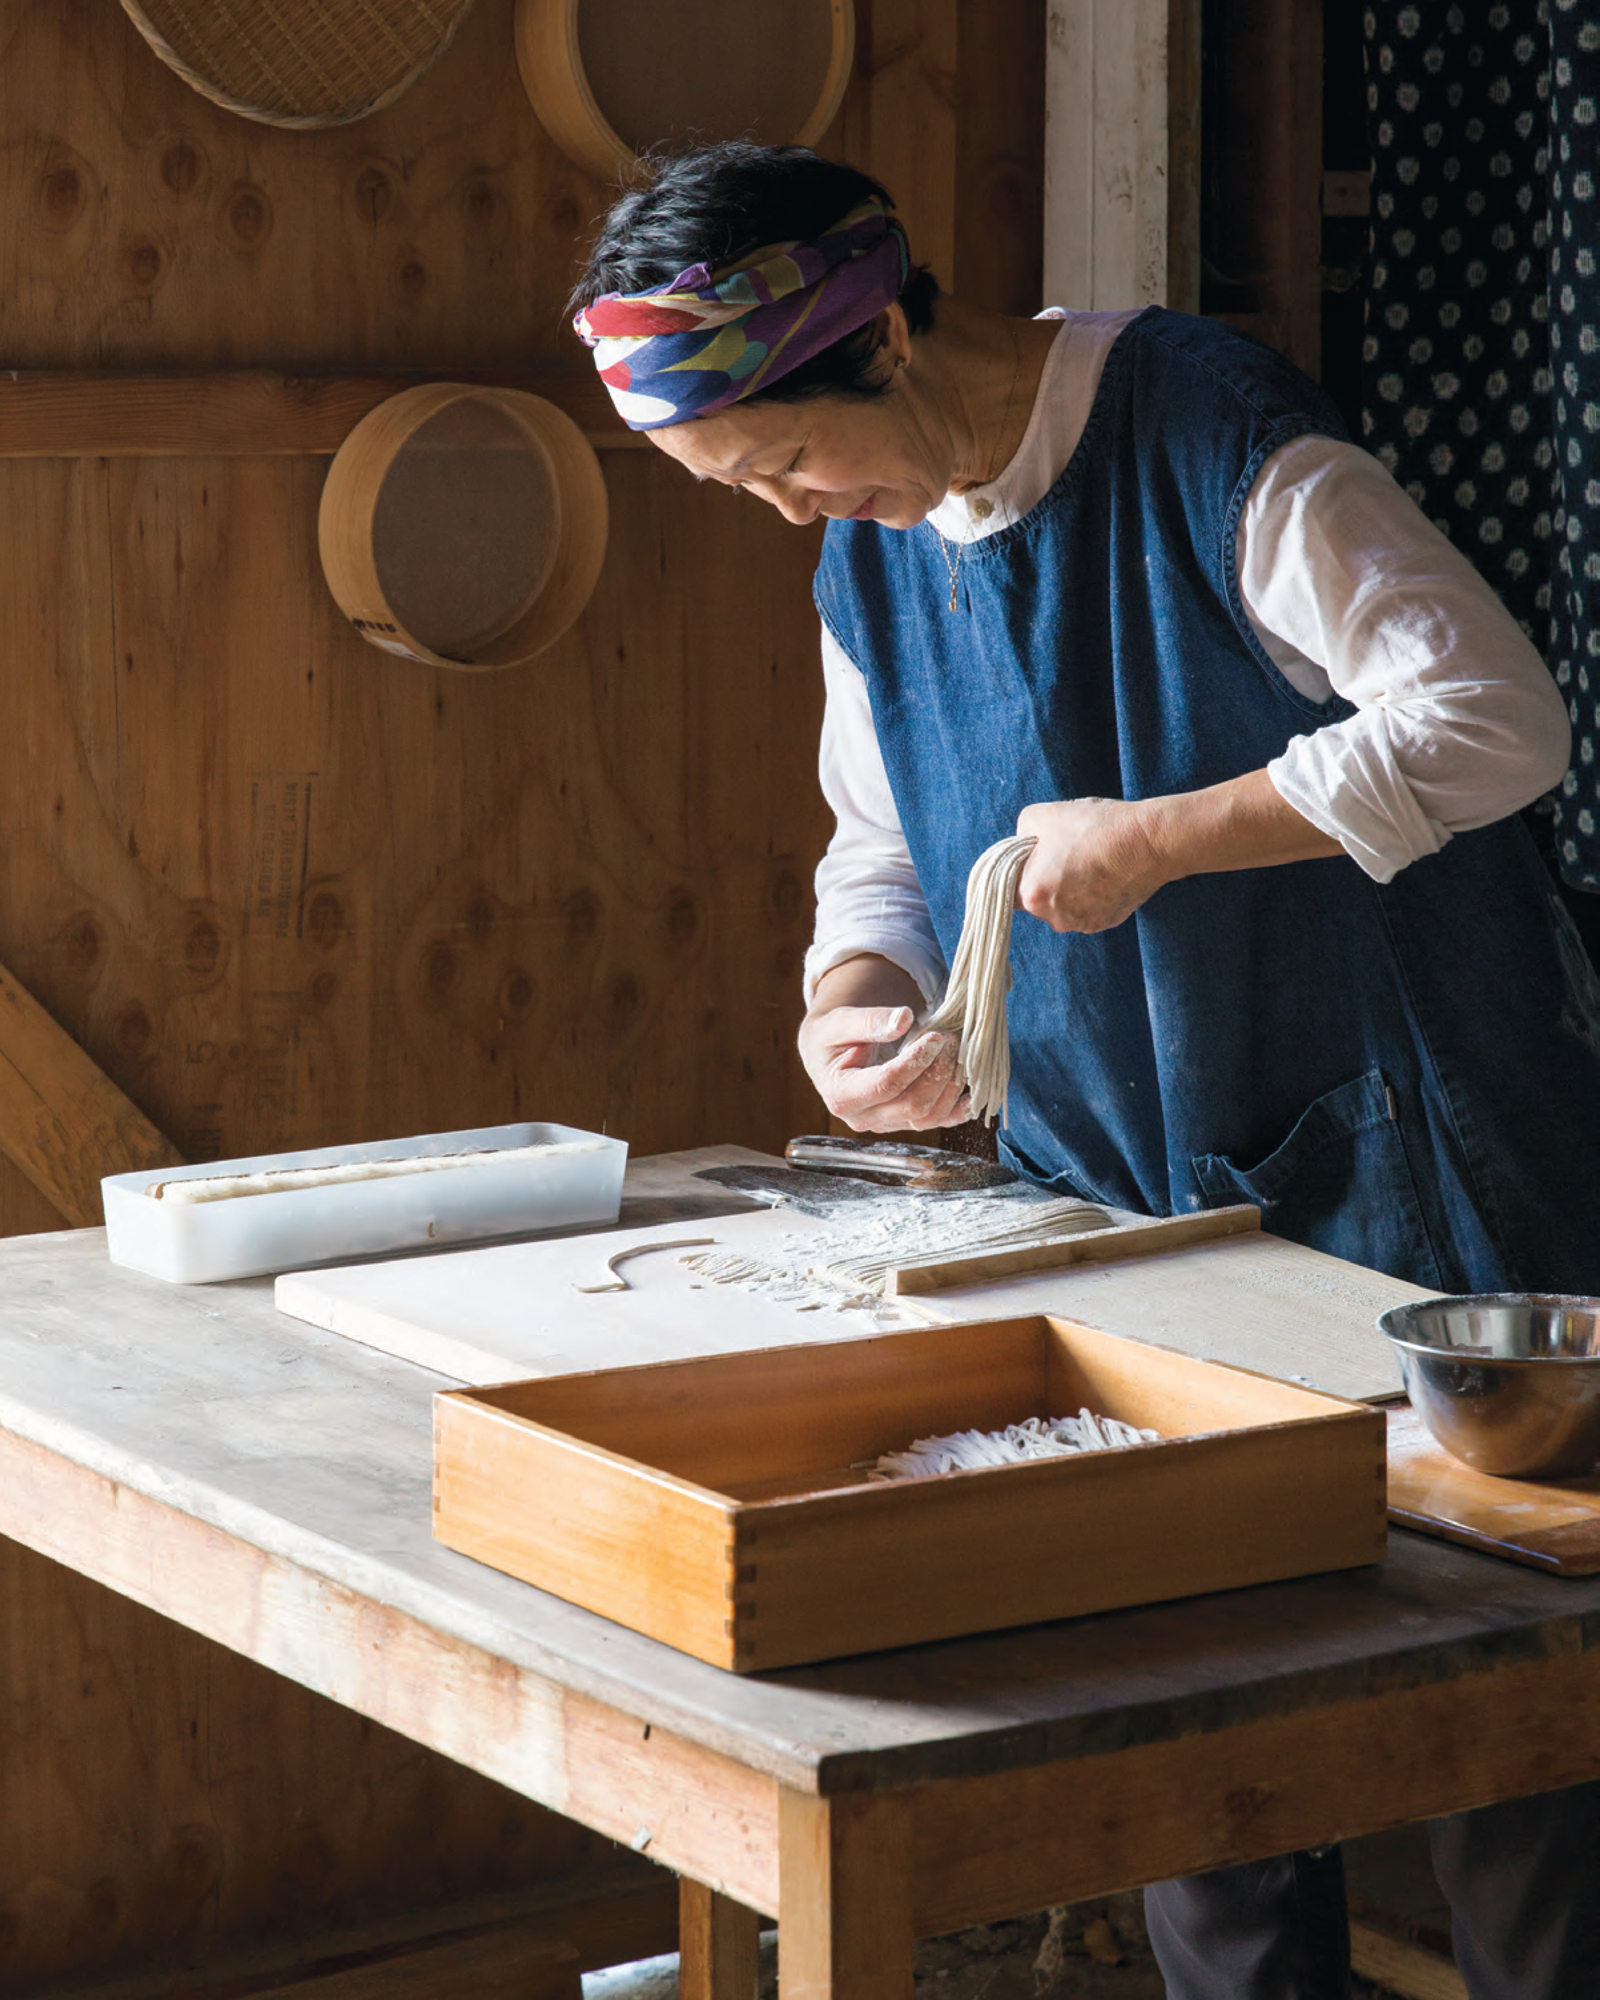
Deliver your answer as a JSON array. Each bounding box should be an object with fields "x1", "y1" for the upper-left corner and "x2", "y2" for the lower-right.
[
  {"x1": 693, "y1": 1137, "x2": 1017, "y2": 1213},
  {"x1": 783, "y1": 1134, "x2": 1016, "y2": 1191}
]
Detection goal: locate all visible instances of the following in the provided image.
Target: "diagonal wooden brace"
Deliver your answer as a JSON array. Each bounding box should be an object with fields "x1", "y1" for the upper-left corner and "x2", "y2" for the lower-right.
[{"x1": 0, "y1": 960, "x2": 183, "y2": 1227}]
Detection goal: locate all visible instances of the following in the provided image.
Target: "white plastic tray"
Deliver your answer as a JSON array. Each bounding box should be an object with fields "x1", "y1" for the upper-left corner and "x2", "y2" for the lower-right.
[{"x1": 102, "y1": 1121, "x2": 627, "y2": 1285}]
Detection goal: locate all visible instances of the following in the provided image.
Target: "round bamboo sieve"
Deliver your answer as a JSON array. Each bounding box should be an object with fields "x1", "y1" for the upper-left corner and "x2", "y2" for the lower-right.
[
  {"x1": 118, "y1": 0, "x2": 477, "y2": 129},
  {"x1": 318, "y1": 384, "x2": 609, "y2": 671},
  {"x1": 515, "y1": 0, "x2": 854, "y2": 182}
]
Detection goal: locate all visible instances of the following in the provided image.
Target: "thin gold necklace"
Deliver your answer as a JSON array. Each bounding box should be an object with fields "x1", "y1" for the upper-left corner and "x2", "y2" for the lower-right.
[{"x1": 935, "y1": 327, "x2": 1025, "y2": 613}]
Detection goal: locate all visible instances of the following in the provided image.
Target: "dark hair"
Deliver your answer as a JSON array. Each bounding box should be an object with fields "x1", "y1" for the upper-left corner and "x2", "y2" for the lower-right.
[{"x1": 569, "y1": 143, "x2": 940, "y2": 403}]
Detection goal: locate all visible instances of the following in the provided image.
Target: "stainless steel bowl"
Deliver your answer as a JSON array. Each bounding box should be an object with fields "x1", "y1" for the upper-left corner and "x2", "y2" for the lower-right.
[{"x1": 1379, "y1": 1294, "x2": 1600, "y2": 1479}]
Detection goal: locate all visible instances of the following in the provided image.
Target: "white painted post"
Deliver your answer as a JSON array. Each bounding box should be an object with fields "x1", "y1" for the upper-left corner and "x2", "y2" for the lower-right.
[{"x1": 1043, "y1": 0, "x2": 1174, "y2": 310}]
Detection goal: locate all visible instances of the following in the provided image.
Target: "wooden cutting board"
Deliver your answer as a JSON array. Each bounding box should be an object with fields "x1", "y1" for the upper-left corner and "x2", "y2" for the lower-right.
[{"x1": 1387, "y1": 1404, "x2": 1600, "y2": 1574}]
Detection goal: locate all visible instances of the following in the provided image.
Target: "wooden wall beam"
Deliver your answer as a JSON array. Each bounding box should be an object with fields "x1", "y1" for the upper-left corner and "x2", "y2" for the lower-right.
[
  {"x1": 1166, "y1": 0, "x2": 1203, "y2": 313},
  {"x1": 849, "y1": 0, "x2": 1047, "y2": 310},
  {"x1": 1202, "y1": 0, "x2": 1325, "y2": 375},
  {"x1": 849, "y1": 0, "x2": 960, "y2": 284},
  {"x1": 954, "y1": 0, "x2": 1047, "y2": 314},
  {"x1": 0, "y1": 370, "x2": 637, "y2": 459}
]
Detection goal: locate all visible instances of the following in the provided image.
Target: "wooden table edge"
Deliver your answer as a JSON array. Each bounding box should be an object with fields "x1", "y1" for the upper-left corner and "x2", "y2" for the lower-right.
[
  {"x1": 6, "y1": 1390, "x2": 1600, "y2": 1795},
  {"x1": 7, "y1": 1410, "x2": 1600, "y2": 1973}
]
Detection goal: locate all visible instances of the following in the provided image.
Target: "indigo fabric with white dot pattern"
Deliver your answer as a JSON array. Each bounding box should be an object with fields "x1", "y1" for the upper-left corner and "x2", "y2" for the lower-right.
[{"x1": 1362, "y1": 2, "x2": 1600, "y2": 889}]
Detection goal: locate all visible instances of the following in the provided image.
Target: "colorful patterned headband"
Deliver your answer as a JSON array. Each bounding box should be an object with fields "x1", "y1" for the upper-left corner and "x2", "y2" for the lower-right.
[{"x1": 573, "y1": 197, "x2": 912, "y2": 431}]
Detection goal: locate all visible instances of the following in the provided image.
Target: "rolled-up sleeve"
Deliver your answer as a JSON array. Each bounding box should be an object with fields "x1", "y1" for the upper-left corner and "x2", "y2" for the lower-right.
[
  {"x1": 1243, "y1": 435, "x2": 1571, "y2": 883},
  {"x1": 803, "y1": 627, "x2": 947, "y2": 1008}
]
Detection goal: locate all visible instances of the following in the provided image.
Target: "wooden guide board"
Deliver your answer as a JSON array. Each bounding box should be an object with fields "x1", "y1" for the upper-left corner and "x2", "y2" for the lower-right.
[{"x1": 275, "y1": 1148, "x2": 1412, "y2": 1400}]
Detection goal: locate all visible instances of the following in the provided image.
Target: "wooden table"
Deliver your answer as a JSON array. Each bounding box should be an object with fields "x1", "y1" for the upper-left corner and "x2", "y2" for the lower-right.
[{"x1": 3, "y1": 1155, "x2": 1599, "y2": 2000}]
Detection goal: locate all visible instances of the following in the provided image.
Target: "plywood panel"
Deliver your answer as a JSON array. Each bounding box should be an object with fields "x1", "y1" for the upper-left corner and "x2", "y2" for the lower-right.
[
  {"x1": 858, "y1": 0, "x2": 960, "y2": 283},
  {"x1": 0, "y1": 0, "x2": 594, "y2": 372},
  {"x1": 0, "y1": 1533, "x2": 639, "y2": 1991},
  {"x1": 0, "y1": 447, "x2": 828, "y2": 1208},
  {"x1": 0, "y1": 0, "x2": 837, "y2": 1234},
  {"x1": 0, "y1": 0, "x2": 1039, "y2": 369},
  {"x1": 0, "y1": 0, "x2": 1046, "y2": 1244}
]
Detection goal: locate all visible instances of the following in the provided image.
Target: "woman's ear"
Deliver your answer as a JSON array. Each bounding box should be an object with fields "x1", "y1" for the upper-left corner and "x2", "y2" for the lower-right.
[{"x1": 878, "y1": 302, "x2": 914, "y2": 377}]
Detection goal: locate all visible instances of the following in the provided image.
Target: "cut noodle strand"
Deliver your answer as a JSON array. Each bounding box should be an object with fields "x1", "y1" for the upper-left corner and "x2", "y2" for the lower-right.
[{"x1": 924, "y1": 833, "x2": 1037, "y2": 1127}]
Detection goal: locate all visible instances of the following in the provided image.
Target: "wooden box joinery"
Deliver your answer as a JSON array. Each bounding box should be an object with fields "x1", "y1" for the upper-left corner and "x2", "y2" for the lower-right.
[{"x1": 433, "y1": 1316, "x2": 1387, "y2": 1672}]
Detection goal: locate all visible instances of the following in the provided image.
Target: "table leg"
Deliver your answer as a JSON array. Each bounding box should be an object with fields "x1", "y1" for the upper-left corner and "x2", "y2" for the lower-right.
[
  {"x1": 778, "y1": 1790, "x2": 913, "y2": 2000},
  {"x1": 679, "y1": 1878, "x2": 762, "y2": 2000}
]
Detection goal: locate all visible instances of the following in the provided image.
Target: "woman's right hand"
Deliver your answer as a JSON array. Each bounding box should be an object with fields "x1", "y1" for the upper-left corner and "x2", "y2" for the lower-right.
[{"x1": 797, "y1": 958, "x2": 968, "y2": 1133}]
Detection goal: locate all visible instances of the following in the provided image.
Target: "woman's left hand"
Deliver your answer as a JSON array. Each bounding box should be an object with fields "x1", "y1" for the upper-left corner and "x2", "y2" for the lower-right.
[
  {"x1": 1015, "y1": 775, "x2": 1342, "y2": 933},
  {"x1": 1015, "y1": 798, "x2": 1167, "y2": 933}
]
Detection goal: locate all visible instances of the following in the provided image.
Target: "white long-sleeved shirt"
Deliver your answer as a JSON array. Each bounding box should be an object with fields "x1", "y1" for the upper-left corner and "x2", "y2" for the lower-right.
[{"x1": 805, "y1": 309, "x2": 1570, "y2": 1007}]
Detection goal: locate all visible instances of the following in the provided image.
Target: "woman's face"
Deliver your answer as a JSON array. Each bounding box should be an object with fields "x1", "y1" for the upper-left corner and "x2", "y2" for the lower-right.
[{"x1": 648, "y1": 311, "x2": 961, "y2": 529}]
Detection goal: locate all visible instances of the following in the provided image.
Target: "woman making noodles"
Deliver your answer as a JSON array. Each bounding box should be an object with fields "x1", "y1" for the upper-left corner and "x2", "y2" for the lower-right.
[{"x1": 572, "y1": 145, "x2": 1600, "y2": 1999}]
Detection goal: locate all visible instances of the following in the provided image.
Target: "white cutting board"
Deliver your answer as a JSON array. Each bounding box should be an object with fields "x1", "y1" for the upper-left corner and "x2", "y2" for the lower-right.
[
  {"x1": 275, "y1": 1202, "x2": 930, "y2": 1385},
  {"x1": 273, "y1": 1146, "x2": 1409, "y2": 1399}
]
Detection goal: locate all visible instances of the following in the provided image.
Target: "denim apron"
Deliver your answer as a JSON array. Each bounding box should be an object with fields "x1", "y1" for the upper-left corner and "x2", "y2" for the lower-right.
[{"x1": 813, "y1": 308, "x2": 1600, "y2": 1293}]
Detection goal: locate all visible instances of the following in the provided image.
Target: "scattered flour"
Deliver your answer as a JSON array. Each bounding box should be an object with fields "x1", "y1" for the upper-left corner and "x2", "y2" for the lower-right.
[
  {"x1": 679, "y1": 1185, "x2": 1111, "y2": 1313},
  {"x1": 676, "y1": 1250, "x2": 890, "y2": 1315}
]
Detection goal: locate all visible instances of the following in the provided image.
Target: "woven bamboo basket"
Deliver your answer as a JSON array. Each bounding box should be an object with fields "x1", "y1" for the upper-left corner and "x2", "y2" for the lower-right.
[
  {"x1": 515, "y1": 0, "x2": 854, "y2": 182},
  {"x1": 318, "y1": 385, "x2": 609, "y2": 672},
  {"x1": 119, "y1": 0, "x2": 477, "y2": 129}
]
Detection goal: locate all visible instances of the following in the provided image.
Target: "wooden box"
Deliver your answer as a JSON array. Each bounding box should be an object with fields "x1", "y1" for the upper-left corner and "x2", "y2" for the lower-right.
[{"x1": 432, "y1": 1317, "x2": 1387, "y2": 1672}]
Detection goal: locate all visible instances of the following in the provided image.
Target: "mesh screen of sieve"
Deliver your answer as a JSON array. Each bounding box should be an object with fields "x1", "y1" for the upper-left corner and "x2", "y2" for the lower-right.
[
  {"x1": 372, "y1": 398, "x2": 560, "y2": 662},
  {"x1": 578, "y1": 0, "x2": 833, "y2": 155}
]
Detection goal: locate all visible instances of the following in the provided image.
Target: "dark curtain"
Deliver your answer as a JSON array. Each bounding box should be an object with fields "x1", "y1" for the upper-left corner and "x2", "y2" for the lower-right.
[{"x1": 1361, "y1": 1, "x2": 1600, "y2": 895}]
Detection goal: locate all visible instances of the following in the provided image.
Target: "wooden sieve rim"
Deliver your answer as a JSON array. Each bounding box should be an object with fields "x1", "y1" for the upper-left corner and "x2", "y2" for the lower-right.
[
  {"x1": 317, "y1": 383, "x2": 609, "y2": 672},
  {"x1": 118, "y1": 0, "x2": 475, "y2": 131},
  {"x1": 514, "y1": 0, "x2": 855, "y2": 183}
]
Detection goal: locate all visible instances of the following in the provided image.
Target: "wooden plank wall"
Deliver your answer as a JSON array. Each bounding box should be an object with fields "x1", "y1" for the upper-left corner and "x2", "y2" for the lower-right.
[
  {"x1": 0, "y1": 0, "x2": 1042, "y2": 1241},
  {"x1": 0, "y1": 0, "x2": 822, "y2": 1232},
  {"x1": 0, "y1": 1, "x2": 1045, "y2": 1989},
  {"x1": 0, "y1": 1536, "x2": 674, "y2": 1992}
]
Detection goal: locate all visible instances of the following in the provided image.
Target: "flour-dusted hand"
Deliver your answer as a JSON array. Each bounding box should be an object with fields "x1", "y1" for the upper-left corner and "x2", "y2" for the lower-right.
[
  {"x1": 797, "y1": 1004, "x2": 969, "y2": 1132},
  {"x1": 1015, "y1": 798, "x2": 1168, "y2": 933},
  {"x1": 1015, "y1": 775, "x2": 1342, "y2": 934}
]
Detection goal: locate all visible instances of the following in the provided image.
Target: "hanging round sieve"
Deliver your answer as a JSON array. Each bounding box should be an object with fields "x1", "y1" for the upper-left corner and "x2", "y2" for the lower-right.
[
  {"x1": 118, "y1": 0, "x2": 477, "y2": 129},
  {"x1": 318, "y1": 383, "x2": 609, "y2": 671},
  {"x1": 515, "y1": 0, "x2": 854, "y2": 183}
]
